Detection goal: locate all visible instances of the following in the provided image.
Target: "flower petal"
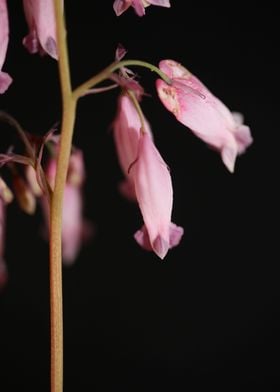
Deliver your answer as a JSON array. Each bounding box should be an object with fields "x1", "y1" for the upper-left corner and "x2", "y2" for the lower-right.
[
  {"x1": 113, "y1": 0, "x2": 131, "y2": 16},
  {"x1": 147, "y1": 0, "x2": 171, "y2": 8}
]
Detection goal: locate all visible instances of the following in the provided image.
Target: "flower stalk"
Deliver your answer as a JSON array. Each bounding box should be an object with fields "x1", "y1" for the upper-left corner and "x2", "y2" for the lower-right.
[
  {"x1": 73, "y1": 59, "x2": 171, "y2": 100},
  {"x1": 50, "y1": 1, "x2": 76, "y2": 392}
]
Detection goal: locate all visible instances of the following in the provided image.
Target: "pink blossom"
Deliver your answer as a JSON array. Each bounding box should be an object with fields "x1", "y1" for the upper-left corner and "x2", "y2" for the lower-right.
[
  {"x1": 132, "y1": 133, "x2": 183, "y2": 259},
  {"x1": 113, "y1": 94, "x2": 151, "y2": 200},
  {"x1": 156, "y1": 60, "x2": 253, "y2": 172},
  {"x1": 113, "y1": 0, "x2": 170, "y2": 17},
  {"x1": 22, "y1": 0, "x2": 58, "y2": 59},
  {"x1": 42, "y1": 149, "x2": 88, "y2": 265},
  {"x1": 0, "y1": 0, "x2": 12, "y2": 93}
]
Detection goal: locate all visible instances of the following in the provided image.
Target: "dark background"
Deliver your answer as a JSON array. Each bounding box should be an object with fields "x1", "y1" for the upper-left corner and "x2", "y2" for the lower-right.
[{"x1": 1, "y1": 2, "x2": 279, "y2": 391}]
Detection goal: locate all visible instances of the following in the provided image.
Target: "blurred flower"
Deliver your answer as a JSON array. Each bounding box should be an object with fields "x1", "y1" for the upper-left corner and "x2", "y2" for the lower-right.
[
  {"x1": 41, "y1": 148, "x2": 90, "y2": 265},
  {"x1": 113, "y1": 0, "x2": 170, "y2": 17},
  {"x1": 0, "y1": 0, "x2": 12, "y2": 93},
  {"x1": 22, "y1": 0, "x2": 58, "y2": 59},
  {"x1": 156, "y1": 60, "x2": 253, "y2": 172}
]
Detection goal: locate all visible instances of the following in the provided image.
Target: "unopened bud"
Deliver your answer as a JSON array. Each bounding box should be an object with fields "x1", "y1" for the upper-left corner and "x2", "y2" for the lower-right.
[
  {"x1": 0, "y1": 177, "x2": 13, "y2": 204},
  {"x1": 26, "y1": 165, "x2": 43, "y2": 197},
  {"x1": 13, "y1": 176, "x2": 36, "y2": 215}
]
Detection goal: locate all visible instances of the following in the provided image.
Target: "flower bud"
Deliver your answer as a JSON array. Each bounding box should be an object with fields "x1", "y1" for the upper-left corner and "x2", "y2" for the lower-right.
[{"x1": 13, "y1": 175, "x2": 36, "y2": 215}]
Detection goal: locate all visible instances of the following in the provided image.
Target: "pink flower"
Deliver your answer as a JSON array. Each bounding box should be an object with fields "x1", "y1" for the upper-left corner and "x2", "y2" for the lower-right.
[
  {"x1": 41, "y1": 149, "x2": 89, "y2": 265},
  {"x1": 156, "y1": 60, "x2": 253, "y2": 172},
  {"x1": 0, "y1": 0, "x2": 12, "y2": 93},
  {"x1": 132, "y1": 133, "x2": 183, "y2": 259},
  {"x1": 113, "y1": 94, "x2": 151, "y2": 200},
  {"x1": 22, "y1": 0, "x2": 58, "y2": 59},
  {"x1": 113, "y1": 0, "x2": 170, "y2": 17},
  {"x1": 113, "y1": 94, "x2": 183, "y2": 258}
]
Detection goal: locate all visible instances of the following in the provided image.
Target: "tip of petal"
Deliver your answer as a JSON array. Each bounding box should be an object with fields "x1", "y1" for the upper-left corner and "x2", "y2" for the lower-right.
[
  {"x1": 221, "y1": 144, "x2": 237, "y2": 173},
  {"x1": 45, "y1": 37, "x2": 58, "y2": 59},
  {"x1": 169, "y1": 223, "x2": 184, "y2": 248},
  {"x1": 152, "y1": 235, "x2": 169, "y2": 260},
  {"x1": 235, "y1": 125, "x2": 253, "y2": 154},
  {"x1": 0, "y1": 72, "x2": 13, "y2": 94},
  {"x1": 113, "y1": 0, "x2": 130, "y2": 16},
  {"x1": 134, "y1": 225, "x2": 153, "y2": 251},
  {"x1": 23, "y1": 31, "x2": 40, "y2": 54}
]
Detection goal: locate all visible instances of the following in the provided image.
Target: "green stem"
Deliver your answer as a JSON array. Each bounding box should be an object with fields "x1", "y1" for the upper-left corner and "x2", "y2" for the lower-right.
[
  {"x1": 50, "y1": 1, "x2": 77, "y2": 392},
  {"x1": 127, "y1": 90, "x2": 146, "y2": 134},
  {"x1": 73, "y1": 59, "x2": 171, "y2": 99},
  {"x1": 0, "y1": 111, "x2": 35, "y2": 160}
]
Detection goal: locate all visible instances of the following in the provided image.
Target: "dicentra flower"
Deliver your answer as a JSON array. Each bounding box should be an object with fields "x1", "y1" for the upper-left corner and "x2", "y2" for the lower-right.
[
  {"x1": 156, "y1": 60, "x2": 253, "y2": 172},
  {"x1": 132, "y1": 132, "x2": 183, "y2": 259}
]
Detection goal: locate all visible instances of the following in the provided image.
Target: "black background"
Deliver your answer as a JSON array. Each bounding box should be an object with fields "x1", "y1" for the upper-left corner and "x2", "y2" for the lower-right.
[{"x1": 0, "y1": 2, "x2": 279, "y2": 391}]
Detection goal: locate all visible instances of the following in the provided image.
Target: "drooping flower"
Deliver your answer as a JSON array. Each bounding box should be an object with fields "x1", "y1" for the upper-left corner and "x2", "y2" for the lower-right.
[
  {"x1": 131, "y1": 132, "x2": 183, "y2": 259},
  {"x1": 22, "y1": 0, "x2": 58, "y2": 59},
  {"x1": 0, "y1": 0, "x2": 12, "y2": 93},
  {"x1": 41, "y1": 148, "x2": 89, "y2": 265},
  {"x1": 113, "y1": 93, "x2": 183, "y2": 258},
  {"x1": 156, "y1": 60, "x2": 253, "y2": 172},
  {"x1": 113, "y1": 0, "x2": 170, "y2": 17},
  {"x1": 113, "y1": 94, "x2": 151, "y2": 200}
]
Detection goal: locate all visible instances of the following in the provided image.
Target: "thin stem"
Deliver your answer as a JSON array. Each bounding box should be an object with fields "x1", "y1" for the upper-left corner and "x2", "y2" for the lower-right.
[
  {"x1": 0, "y1": 111, "x2": 35, "y2": 160},
  {"x1": 73, "y1": 59, "x2": 171, "y2": 100},
  {"x1": 50, "y1": 1, "x2": 77, "y2": 392},
  {"x1": 127, "y1": 90, "x2": 146, "y2": 134},
  {"x1": 83, "y1": 83, "x2": 119, "y2": 96}
]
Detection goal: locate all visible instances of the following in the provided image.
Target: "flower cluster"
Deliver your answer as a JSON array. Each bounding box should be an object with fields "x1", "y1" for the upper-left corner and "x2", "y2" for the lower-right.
[{"x1": 0, "y1": 1, "x2": 253, "y2": 289}]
